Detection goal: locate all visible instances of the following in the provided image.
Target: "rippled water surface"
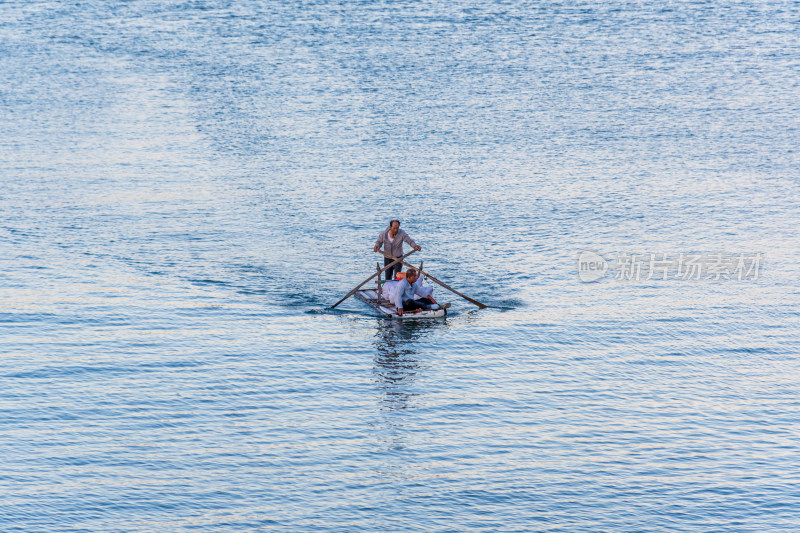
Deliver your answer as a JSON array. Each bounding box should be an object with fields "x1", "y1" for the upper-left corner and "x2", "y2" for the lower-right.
[{"x1": 2, "y1": 1, "x2": 800, "y2": 531}]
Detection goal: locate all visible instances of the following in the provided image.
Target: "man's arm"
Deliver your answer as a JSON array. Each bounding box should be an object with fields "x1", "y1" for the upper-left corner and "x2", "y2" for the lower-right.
[
  {"x1": 393, "y1": 280, "x2": 405, "y2": 315},
  {"x1": 373, "y1": 232, "x2": 384, "y2": 252},
  {"x1": 413, "y1": 280, "x2": 435, "y2": 303},
  {"x1": 403, "y1": 231, "x2": 421, "y2": 251}
]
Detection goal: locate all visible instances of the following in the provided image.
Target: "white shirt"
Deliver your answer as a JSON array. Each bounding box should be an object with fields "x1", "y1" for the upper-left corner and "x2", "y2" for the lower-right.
[{"x1": 391, "y1": 278, "x2": 432, "y2": 308}]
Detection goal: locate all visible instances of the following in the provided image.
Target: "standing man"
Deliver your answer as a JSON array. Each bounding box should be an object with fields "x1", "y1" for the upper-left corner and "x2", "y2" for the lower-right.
[{"x1": 373, "y1": 219, "x2": 421, "y2": 281}]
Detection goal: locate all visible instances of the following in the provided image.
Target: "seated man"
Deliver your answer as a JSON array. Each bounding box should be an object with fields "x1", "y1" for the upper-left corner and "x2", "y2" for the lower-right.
[
  {"x1": 391, "y1": 268, "x2": 450, "y2": 316},
  {"x1": 382, "y1": 270, "x2": 429, "y2": 303}
]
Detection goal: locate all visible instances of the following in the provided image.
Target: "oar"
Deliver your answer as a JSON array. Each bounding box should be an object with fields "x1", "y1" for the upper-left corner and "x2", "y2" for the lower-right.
[
  {"x1": 375, "y1": 250, "x2": 487, "y2": 309},
  {"x1": 375, "y1": 263, "x2": 384, "y2": 305},
  {"x1": 330, "y1": 249, "x2": 418, "y2": 308}
]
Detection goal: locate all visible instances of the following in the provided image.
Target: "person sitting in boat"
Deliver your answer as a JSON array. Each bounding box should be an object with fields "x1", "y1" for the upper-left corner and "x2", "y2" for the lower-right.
[
  {"x1": 392, "y1": 268, "x2": 450, "y2": 316},
  {"x1": 381, "y1": 269, "x2": 431, "y2": 302},
  {"x1": 373, "y1": 219, "x2": 421, "y2": 281}
]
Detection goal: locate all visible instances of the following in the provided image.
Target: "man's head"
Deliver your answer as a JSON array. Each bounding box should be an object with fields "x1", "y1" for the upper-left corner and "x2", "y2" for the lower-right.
[
  {"x1": 405, "y1": 268, "x2": 418, "y2": 283},
  {"x1": 389, "y1": 220, "x2": 400, "y2": 232}
]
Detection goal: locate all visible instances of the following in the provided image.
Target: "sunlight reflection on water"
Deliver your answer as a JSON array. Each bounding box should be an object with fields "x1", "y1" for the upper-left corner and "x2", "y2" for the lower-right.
[{"x1": 2, "y1": 0, "x2": 800, "y2": 531}]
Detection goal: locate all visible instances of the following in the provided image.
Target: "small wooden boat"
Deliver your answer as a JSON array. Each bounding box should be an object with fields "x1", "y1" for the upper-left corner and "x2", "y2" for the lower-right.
[
  {"x1": 330, "y1": 249, "x2": 486, "y2": 315},
  {"x1": 354, "y1": 288, "x2": 447, "y2": 319}
]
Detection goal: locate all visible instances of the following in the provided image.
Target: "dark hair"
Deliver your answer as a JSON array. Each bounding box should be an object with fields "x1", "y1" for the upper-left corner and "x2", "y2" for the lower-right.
[
  {"x1": 405, "y1": 268, "x2": 417, "y2": 278},
  {"x1": 389, "y1": 219, "x2": 400, "y2": 227}
]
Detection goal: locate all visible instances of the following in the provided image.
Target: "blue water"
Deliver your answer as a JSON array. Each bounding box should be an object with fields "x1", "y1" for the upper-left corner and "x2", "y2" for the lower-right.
[{"x1": 2, "y1": 1, "x2": 799, "y2": 531}]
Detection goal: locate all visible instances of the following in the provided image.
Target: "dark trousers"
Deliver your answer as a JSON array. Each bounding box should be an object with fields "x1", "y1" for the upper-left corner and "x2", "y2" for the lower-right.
[
  {"x1": 402, "y1": 297, "x2": 435, "y2": 312},
  {"x1": 384, "y1": 257, "x2": 403, "y2": 281}
]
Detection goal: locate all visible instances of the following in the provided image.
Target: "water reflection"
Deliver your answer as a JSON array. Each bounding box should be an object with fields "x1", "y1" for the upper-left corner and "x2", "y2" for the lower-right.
[
  {"x1": 371, "y1": 318, "x2": 444, "y2": 459},
  {"x1": 372, "y1": 318, "x2": 442, "y2": 408}
]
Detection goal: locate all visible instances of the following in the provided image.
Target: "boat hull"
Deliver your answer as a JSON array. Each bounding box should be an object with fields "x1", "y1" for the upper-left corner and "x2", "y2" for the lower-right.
[{"x1": 355, "y1": 289, "x2": 446, "y2": 319}]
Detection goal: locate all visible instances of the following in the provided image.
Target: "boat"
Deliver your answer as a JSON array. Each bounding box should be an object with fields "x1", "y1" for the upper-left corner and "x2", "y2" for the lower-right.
[
  {"x1": 354, "y1": 286, "x2": 447, "y2": 319},
  {"x1": 330, "y1": 249, "x2": 486, "y2": 316}
]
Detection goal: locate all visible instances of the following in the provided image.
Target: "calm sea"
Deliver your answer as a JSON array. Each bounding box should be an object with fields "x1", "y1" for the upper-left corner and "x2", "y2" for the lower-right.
[{"x1": 2, "y1": 0, "x2": 799, "y2": 531}]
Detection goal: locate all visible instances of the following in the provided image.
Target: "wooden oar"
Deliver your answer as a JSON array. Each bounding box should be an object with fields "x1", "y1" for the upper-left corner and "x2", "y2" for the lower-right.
[
  {"x1": 330, "y1": 249, "x2": 418, "y2": 308},
  {"x1": 376, "y1": 263, "x2": 384, "y2": 305},
  {"x1": 375, "y1": 250, "x2": 487, "y2": 309}
]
